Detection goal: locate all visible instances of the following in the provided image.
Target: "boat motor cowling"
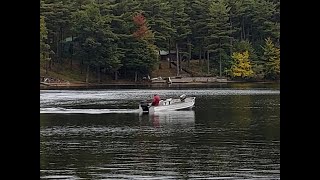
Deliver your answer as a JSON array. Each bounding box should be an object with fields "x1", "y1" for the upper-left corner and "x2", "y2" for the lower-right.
[
  {"x1": 179, "y1": 94, "x2": 186, "y2": 102},
  {"x1": 140, "y1": 101, "x2": 149, "y2": 112}
]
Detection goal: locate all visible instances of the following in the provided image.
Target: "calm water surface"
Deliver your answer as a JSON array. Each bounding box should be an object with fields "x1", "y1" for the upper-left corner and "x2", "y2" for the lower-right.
[{"x1": 40, "y1": 84, "x2": 280, "y2": 179}]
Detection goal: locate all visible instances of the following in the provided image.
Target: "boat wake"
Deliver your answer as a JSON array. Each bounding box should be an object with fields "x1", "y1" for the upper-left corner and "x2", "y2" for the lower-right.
[{"x1": 40, "y1": 107, "x2": 141, "y2": 114}]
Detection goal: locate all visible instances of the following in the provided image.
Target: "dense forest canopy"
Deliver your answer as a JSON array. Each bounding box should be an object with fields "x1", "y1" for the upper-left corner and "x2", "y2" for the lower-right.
[{"x1": 40, "y1": 0, "x2": 280, "y2": 82}]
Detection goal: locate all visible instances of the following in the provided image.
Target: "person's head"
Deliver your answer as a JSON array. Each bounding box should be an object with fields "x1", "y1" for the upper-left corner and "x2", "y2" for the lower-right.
[{"x1": 154, "y1": 94, "x2": 157, "y2": 96}]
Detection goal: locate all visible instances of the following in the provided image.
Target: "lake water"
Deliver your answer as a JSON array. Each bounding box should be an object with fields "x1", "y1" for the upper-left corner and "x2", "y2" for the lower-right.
[{"x1": 40, "y1": 83, "x2": 280, "y2": 179}]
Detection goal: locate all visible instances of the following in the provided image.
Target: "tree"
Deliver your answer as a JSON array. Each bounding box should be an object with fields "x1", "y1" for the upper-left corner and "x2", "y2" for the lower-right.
[
  {"x1": 40, "y1": 16, "x2": 51, "y2": 74},
  {"x1": 124, "y1": 39, "x2": 158, "y2": 81},
  {"x1": 132, "y1": 12, "x2": 154, "y2": 42},
  {"x1": 109, "y1": 0, "x2": 144, "y2": 79},
  {"x1": 261, "y1": 37, "x2": 280, "y2": 80},
  {"x1": 169, "y1": 0, "x2": 191, "y2": 76},
  {"x1": 207, "y1": 0, "x2": 233, "y2": 76},
  {"x1": 251, "y1": 0, "x2": 279, "y2": 43},
  {"x1": 40, "y1": 0, "x2": 74, "y2": 63},
  {"x1": 138, "y1": 0, "x2": 173, "y2": 51},
  {"x1": 128, "y1": 12, "x2": 158, "y2": 81},
  {"x1": 229, "y1": 50, "x2": 254, "y2": 78},
  {"x1": 39, "y1": 0, "x2": 280, "y2": 83},
  {"x1": 233, "y1": 40, "x2": 261, "y2": 76},
  {"x1": 71, "y1": 2, "x2": 119, "y2": 83},
  {"x1": 188, "y1": 0, "x2": 212, "y2": 69}
]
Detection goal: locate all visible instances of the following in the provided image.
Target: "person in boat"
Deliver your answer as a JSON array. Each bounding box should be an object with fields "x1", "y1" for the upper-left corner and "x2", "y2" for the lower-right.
[{"x1": 151, "y1": 94, "x2": 161, "y2": 106}]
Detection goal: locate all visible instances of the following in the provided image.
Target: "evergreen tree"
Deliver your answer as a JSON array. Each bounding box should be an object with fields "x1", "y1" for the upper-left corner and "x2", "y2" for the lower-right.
[
  {"x1": 138, "y1": 0, "x2": 173, "y2": 51},
  {"x1": 190, "y1": 0, "x2": 212, "y2": 68},
  {"x1": 40, "y1": 0, "x2": 74, "y2": 63},
  {"x1": 128, "y1": 12, "x2": 159, "y2": 81},
  {"x1": 207, "y1": 0, "x2": 233, "y2": 76},
  {"x1": 39, "y1": 0, "x2": 280, "y2": 82},
  {"x1": 251, "y1": 0, "x2": 279, "y2": 43},
  {"x1": 261, "y1": 37, "x2": 280, "y2": 80},
  {"x1": 109, "y1": 0, "x2": 143, "y2": 79},
  {"x1": 169, "y1": 0, "x2": 191, "y2": 76},
  {"x1": 40, "y1": 16, "x2": 52, "y2": 74},
  {"x1": 71, "y1": 2, "x2": 119, "y2": 83}
]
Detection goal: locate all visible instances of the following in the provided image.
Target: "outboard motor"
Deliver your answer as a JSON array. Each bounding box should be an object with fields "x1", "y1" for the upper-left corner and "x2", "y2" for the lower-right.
[
  {"x1": 140, "y1": 101, "x2": 150, "y2": 113},
  {"x1": 179, "y1": 94, "x2": 186, "y2": 102}
]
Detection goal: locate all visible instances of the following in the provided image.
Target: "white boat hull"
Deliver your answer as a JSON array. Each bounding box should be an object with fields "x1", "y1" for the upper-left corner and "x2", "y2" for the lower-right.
[{"x1": 139, "y1": 97, "x2": 195, "y2": 114}]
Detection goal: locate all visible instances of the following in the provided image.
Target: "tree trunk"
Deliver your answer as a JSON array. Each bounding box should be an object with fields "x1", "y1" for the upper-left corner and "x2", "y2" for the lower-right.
[
  {"x1": 168, "y1": 39, "x2": 171, "y2": 68},
  {"x1": 219, "y1": 40, "x2": 222, "y2": 77},
  {"x1": 70, "y1": 36, "x2": 73, "y2": 70},
  {"x1": 45, "y1": 59, "x2": 48, "y2": 74},
  {"x1": 114, "y1": 70, "x2": 118, "y2": 80},
  {"x1": 250, "y1": 23, "x2": 253, "y2": 42},
  {"x1": 176, "y1": 42, "x2": 179, "y2": 76},
  {"x1": 230, "y1": 16, "x2": 233, "y2": 56},
  {"x1": 199, "y1": 47, "x2": 202, "y2": 65},
  {"x1": 60, "y1": 27, "x2": 63, "y2": 61},
  {"x1": 135, "y1": 71, "x2": 138, "y2": 82},
  {"x1": 207, "y1": 51, "x2": 210, "y2": 74},
  {"x1": 158, "y1": 50, "x2": 161, "y2": 69},
  {"x1": 56, "y1": 34, "x2": 59, "y2": 63},
  {"x1": 252, "y1": 25, "x2": 255, "y2": 43},
  {"x1": 80, "y1": 59, "x2": 83, "y2": 74},
  {"x1": 86, "y1": 64, "x2": 89, "y2": 84},
  {"x1": 242, "y1": 17, "x2": 245, "y2": 40},
  {"x1": 97, "y1": 65, "x2": 101, "y2": 83},
  {"x1": 179, "y1": 53, "x2": 182, "y2": 72},
  {"x1": 49, "y1": 58, "x2": 52, "y2": 70},
  {"x1": 203, "y1": 50, "x2": 206, "y2": 68},
  {"x1": 188, "y1": 43, "x2": 191, "y2": 67}
]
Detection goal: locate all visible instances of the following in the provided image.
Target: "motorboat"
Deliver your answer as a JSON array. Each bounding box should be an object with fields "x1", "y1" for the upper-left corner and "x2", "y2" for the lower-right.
[{"x1": 139, "y1": 94, "x2": 195, "y2": 114}]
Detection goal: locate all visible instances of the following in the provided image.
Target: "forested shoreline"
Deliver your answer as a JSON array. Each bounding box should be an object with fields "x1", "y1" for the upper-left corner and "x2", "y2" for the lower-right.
[{"x1": 40, "y1": 0, "x2": 280, "y2": 83}]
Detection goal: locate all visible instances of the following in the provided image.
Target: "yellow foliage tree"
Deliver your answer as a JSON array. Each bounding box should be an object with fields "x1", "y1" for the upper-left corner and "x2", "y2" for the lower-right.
[{"x1": 230, "y1": 51, "x2": 254, "y2": 78}]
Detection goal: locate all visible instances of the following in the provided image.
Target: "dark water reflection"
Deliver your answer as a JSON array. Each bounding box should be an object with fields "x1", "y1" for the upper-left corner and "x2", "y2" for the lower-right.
[{"x1": 40, "y1": 87, "x2": 279, "y2": 179}]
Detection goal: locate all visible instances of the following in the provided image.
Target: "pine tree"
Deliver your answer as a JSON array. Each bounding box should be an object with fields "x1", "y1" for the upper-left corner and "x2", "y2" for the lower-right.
[
  {"x1": 40, "y1": 16, "x2": 51, "y2": 74},
  {"x1": 138, "y1": 0, "x2": 173, "y2": 51},
  {"x1": 252, "y1": 0, "x2": 279, "y2": 42},
  {"x1": 40, "y1": 0, "x2": 74, "y2": 63},
  {"x1": 169, "y1": 0, "x2": 191, "y2": 76},
  {"x1": 71, "y1": 2, "x2": 119, "y2": 83},
  {"x1": 190, "y1": 0, "x2": 212, "y2": 68},
  {"x1": 207, "y1": 0, "x2": 233, "y2": 76},
  {"x1": 129, "y1": 12, "x2": 159, "y2": 81},
  {"x1": 261, "y1": 37, "x2": 280, "y2": 80}
]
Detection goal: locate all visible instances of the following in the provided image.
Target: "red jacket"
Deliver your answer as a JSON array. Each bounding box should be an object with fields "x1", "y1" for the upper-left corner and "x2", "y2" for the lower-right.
[{"x1": 152, "y1": 95, "x2": 160, "y2": 106}]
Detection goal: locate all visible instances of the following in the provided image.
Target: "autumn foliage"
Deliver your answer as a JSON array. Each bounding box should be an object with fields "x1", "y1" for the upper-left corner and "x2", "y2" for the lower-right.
[
  {"x1": 229, "y1": 51, "x2": 254, "y2": 78},
  {"x1": 132, "y1": 13, "x2": 153, "y2": 40}
]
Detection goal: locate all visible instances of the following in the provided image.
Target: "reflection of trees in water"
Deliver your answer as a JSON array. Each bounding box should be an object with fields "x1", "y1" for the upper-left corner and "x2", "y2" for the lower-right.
[
  {"x1": 40, "y1": 114, "x2": 49, "y2": 175},
  {"x1": 228, "y1": 95, "x2": 280, "y2": 141},
  {"x1": 249, "y1": 96, "x2": 280, "y2": 141},
  {"x1": 41, "y1": 114, "x2": 144, "y2": 179},
  {"x1": 229, "y1": 82, "x2": 280, "y2": 89},
  {"x1": 136, "y1": 111, "x2": 197, "y2": 176},
  {"x1": 193, "y1": 95, "x2": 279, "y2": 174},
  {"x1": 230, "y1": 95, "x2": 252, "y2": 129}
]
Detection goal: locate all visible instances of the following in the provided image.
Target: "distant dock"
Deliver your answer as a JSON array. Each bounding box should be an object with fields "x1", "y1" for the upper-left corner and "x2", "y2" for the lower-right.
[{"x1": 151, "y1": 76, "x2": 228, "y2": 84}]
